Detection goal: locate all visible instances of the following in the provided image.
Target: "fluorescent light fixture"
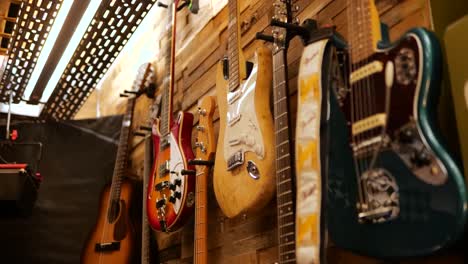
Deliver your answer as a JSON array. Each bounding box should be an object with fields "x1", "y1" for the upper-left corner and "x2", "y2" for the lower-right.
[
  {"x1": 22, "y1": 0, "x2": 74, "y2": 99},
  {"x1": 41, "y1": 0, "x2": 102, "y2": 103},
  {"x1": 0, "y1": 102, "x2": 44, "y2": 117}
]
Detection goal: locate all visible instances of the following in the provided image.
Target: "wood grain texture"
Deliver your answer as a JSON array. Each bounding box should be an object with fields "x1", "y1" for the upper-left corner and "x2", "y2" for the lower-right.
[
  {"x1": 81, "y1": 180, "x2": 135, "y2": 264},
  {"x1": 77, "y1": 0, "x2": 465, "y2": 263},
  {"x1": 213, "y1": 46, "x2": 276, "y2": 218}
]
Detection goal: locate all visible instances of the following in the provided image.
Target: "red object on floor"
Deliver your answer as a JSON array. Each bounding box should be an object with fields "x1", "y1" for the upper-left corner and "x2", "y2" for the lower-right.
[{"x1": 0, "y1": 164, "x2": 27, "y2": 169}]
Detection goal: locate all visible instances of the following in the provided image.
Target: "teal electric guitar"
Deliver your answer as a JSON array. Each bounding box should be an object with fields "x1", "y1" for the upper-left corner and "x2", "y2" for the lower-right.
[{"x1": 327, "y1": 0, "x2": 467, "y2": 258}]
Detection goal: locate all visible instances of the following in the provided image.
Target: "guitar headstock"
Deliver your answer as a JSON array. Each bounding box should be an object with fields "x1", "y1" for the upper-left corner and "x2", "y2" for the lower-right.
[
  {"x1": 195, "y1": 96, "x2": 216, "y2": 160},
  {"x1": 272, "y1": 0, "x2": 299, "y2": 50},
  {"x1": 132, "y1": 62, "x2": 156, "y2": 95}
]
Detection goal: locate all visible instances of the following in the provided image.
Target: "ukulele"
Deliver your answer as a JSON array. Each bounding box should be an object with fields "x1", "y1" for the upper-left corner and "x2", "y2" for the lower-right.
[
  {"x1": 213, "y1": 0, "x2": 275, "y2": 218},
  {"x1": 193, "y1": 96, "x2": 216, "y2": 264},
  {"x1": 327, "y1": 0, "x2": 468, "y2": 258},
  {"x1": 146, "y1": 0, "x2": 196, "y2": 232},
  {"x1": 81, "y1": 63, "x2": 154, "y2": 264}
]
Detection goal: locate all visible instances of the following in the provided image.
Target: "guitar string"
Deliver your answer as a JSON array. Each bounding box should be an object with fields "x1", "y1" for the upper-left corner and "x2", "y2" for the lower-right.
[{"x1": 362, "y1": 0, "x2": 374, "y2": 208}]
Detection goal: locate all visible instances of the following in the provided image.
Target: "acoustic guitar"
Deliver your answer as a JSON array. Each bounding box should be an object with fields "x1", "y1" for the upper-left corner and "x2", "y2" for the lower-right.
[
  {"x1": 146, "y1": 0, "x2": 196, "y2": 232},
  {"x1": 213, "y1": 0, "x2": 275, "y2": 218},
  {"x1": 193, "y1": 96, "x2": 216, "y2": 264},
  {"x1": 81, "y1": 63, "x2": 155, "y2": 263},
  {"x1": 327, "y1": 0, "x2": 468, "y2": 257}
]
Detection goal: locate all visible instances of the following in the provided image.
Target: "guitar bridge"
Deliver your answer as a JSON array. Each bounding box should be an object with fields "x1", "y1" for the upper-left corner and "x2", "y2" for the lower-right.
[
  {"x1": 95, "y1": 241, "x2": 120, "y2": 252},
  {"x1": 227, "y1": 150, "x2": 244, "y2": 171}
]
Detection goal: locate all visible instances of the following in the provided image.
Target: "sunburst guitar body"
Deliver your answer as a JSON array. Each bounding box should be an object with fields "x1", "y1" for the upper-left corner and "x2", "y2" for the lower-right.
[
  {"x1": 81, "y1": 180, "x2": 135, "y2": 263},
  {"x1": 146, "y1": 0, "x2": 196, "y2": 232}
]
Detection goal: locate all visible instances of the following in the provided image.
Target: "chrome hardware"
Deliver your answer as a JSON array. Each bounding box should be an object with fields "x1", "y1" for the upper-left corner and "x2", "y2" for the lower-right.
[
  {"x1": 198, "y1": 107, "x2": 206, "y2": 116},
  {"x1": 357, "y1": 168, "x2": 399, "y2": 224},
  {"x1": 246, "y1": 160, "x2": 260, "y2": 180},
  {"x1": 227, "y1": 150, "x2": 244, "y2": 171},
  {"x1": 196, "y1": 125, "x2": 204, "y2": 131},
  {"x1": 395, "y1": 47, "x2": 417, "y2": 85},
  {"x1": 195, "y1": 141, "x2": 206, "y2": 153}
]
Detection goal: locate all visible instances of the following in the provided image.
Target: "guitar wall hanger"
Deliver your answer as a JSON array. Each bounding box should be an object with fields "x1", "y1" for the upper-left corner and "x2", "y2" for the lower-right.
[
  {"x1": 257, "y1": 19, "x2": 344, "y2": 46},
  {"x1": 119, "y1": 83, "x2": 156, "y2": 99}
]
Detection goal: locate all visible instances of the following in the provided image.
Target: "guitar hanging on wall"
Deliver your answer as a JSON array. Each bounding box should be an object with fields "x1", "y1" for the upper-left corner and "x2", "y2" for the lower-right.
[
  {"x1": 146, "y1": 0, "x2": 196, "y2": 232},
  {"x1": 213, "y1": 0, "x2": 275, "y2": 218},
  {"x1": 81, "y1": 63, "x2": 155, "y2": 264},
  {"x1": 257, "y1": 0, "x2": 298, "y2": 263},
  {"x1": 192, "y1": 96, "x2": 216, "y2": 264},
  {"x1": 327, "y1": 0, "x2": 467, "y2": 258}
]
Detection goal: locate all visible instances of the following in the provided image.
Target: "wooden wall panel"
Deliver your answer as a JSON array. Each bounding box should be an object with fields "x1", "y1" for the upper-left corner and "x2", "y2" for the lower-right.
[{"x1": 76, "y1": 0, "x2": 464, "y2": 263}]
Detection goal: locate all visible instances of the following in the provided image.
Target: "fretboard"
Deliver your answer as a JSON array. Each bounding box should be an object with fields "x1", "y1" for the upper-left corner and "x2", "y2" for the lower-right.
[
  {"x1": 348, "y1": 0, "x2": 376, "y2": 64},
  {"x1": 109, "y1": 97, "x2": 135, "y2": 203},
  {"x1": 227, "y1": 0, "x2": 242, "y2": 92},
  {"x1": 273, "y1": 49, "x2": 296, "y2": 263},
  {"x1": 160, "y1": 2, "x2": 177, "y2": 136},
  {"x1": 194, "y1": 165, "x2": 209, "y2": 264},
  {"x1": 141, "y1": 135, "x2": 152, "y2": 264}
]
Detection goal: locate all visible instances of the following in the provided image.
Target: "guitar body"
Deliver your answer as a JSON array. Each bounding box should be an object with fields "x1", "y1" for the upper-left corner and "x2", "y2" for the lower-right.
[
  {"x1": 81, "y1": 179, "x2": 135, "y2": 263},
  {"x1": 213, "y1": 46, "x2": 275, "y2": 218},
  {"x1": 328, "y1": 28, "x2": 467, "y2": 257},
  {"x1": 147, "y1": 111, "x2": 195, "y2": 231}
]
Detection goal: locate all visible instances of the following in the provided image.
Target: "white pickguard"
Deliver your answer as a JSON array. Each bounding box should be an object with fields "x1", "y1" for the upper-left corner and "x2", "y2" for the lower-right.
[
  {"x1": 223, "y1": 54, "x2": 265, "y2": 164},
  {"x1": 168, "y1": 133, "x2": 185, "y2": 214}
]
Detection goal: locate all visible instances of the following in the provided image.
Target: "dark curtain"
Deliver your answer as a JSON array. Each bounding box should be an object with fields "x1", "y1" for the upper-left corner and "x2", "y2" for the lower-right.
[{"x1": 0, "y1": 115, "x2": 123, "y2": 264}]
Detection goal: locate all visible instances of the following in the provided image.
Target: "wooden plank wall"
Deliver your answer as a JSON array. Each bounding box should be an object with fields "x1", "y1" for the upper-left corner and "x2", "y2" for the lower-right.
[{"x1": 77, "y1": 0, "x2": 465, "y2": 263}]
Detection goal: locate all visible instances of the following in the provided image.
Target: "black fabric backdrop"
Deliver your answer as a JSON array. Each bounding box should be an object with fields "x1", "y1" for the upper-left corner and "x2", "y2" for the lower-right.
[{"x1": 0, "y1": 115, "x2": 124, "y2": 263}]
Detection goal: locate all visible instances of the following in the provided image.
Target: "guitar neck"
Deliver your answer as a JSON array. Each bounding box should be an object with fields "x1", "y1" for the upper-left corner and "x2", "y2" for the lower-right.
[
  {"x1": 141, "y1": 135, "x2": 152, "y2": 264},
  {"x1": 347, "y1": 0, "x2": 382, "y2": 63},
  {"x1": 273, "y1": 48, "x2": 296, "y2": 263},
  {"x1": 194, "y1": 164, "x2": 210, "y2": 264},
  {"x1": 109, "y1": 98, "x2": 135, "y2": 202},
  {"x1": 227, "y1": 0, "x2": 246, "y2": 92},
  {"x1": 160, "y1": 2, "x2": 178, "y2": 136}
]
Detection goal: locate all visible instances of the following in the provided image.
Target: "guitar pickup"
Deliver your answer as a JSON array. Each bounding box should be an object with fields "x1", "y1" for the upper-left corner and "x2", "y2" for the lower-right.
[
  {"x1": 159, "y1": 161, "x2": 170, "y2": 176},
  {"x1": 95, "y1": 242, "x2": 120, "y2": 252},
  {"x1": 227, "y1": 150, "x2": 244, "y2": 171},
  {"x1": 160, "y1": 137, "x2": 170, "y2": 150},
  {"x1": 227, "y1": 113, "x2": 241, "y2": 126}
]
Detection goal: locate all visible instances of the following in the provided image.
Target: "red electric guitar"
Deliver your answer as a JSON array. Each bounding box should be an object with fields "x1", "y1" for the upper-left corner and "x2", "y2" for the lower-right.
[{"x1": 146, "y1": 0, "x2": 196, "y2": 232}]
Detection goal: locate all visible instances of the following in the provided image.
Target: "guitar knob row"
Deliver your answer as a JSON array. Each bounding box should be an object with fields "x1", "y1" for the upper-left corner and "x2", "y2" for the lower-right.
[{"x1": 169, "y1": 191, "x2": 182, "y2": 203}]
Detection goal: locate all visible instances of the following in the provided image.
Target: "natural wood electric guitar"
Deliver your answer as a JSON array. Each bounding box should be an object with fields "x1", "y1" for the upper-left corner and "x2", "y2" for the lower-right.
[
  {"x1": 327, "y1": 0, "x2": 467, "y2": 258},
  {"x1": 193, "y1": 96, "x2": 216, "y2": 264},
  {"x1": 81, "y1": 63, "x2": 155, "y2": 264},
  {"x1": 213, "y1": 0, "x2": 275, "y2": 218},
  {"x1": 146, "y1": 0, "x2": 196, "y2": 232}
]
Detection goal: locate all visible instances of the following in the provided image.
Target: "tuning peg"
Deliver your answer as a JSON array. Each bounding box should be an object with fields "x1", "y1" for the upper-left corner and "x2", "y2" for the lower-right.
[
  {"x1": 120, "y1": 93, "x2": 130, "y2": 97},
  {"x1": 158, "y1": 2, "x2": 168, "y2": 8},
  {"x1": 197, "y1": 107, "x2": 206, "y2": 116},
  {"x1": 196, "y1": 125, "x2": 204, "y2": 131}
]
